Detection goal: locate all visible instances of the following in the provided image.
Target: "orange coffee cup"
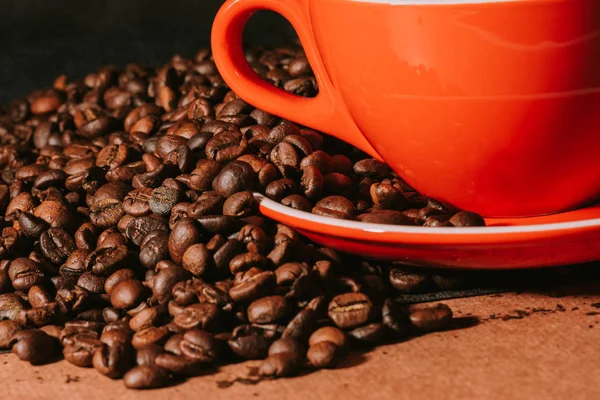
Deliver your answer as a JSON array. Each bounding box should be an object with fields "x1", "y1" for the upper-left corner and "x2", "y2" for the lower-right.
[{"x1": 212, "y1": 0, "x2": 600, "y2": 217}]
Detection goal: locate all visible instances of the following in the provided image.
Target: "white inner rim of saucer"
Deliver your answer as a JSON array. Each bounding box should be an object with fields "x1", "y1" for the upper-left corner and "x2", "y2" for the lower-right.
[{"x1": 255, "y1": 193, "x2": 600, "y2": 235}]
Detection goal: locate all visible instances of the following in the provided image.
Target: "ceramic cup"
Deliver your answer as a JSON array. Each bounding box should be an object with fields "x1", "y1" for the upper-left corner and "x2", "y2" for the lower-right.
[{"x1": 212, "y1": 0, "x2": 600, "y2": 217}]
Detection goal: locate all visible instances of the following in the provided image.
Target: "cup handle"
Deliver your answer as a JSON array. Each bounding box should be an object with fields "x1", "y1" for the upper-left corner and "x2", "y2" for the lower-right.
[{"x1": 211, "y1": 0, "x2": 381, "y2": 160}]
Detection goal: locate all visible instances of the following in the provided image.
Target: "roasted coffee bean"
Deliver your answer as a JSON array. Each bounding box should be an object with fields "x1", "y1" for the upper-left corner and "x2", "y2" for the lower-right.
[
  {"x1": 265, "y1": 179, "x2": 297, "y2": 202},
  {"x1": 348, "y1": 323, "x2": 387, "y2": 344},
  {"x1": 126, "y1": 215, "x2": 169, "y2": 246},
  {"x1": 280, "y1": 194, "x2": 311, "y2": 212},
  {"x1": 328, "y1": 293, "x2": 372, "y2": 329},
  {"x1": 450, "y1": 211, "x2": 486, "y2": 227},
  {"x1": 110, "y1": 279, "x2": 148, "y2": 309},
  {"x1": 173, "y1": 303, "x2": 219, "y2": 331},
  {"x1": 222, "y1": 191, "x2": 255, "y2": 217},
  {"x1": 90, "y1": 199, "x2": 125, "y2": 228},
  {"x1": 152, "y1": 264, "x2": 190, "y2": 304},
  {"x1": 77, "y1": 272, "x2": 106, "y2": 294},
  {"x1": 8, "y1": 258, "x2": 45, "y2": 291},
  {"x1": 354, "y1": 159, "x2": 391, "y2": 179},
  {"x1": 39, "y1": 228, "x2": 76, "y2": 264},
  {"x1": 10, "y1": 329, "x2": 56, "y2": 364},
  {"x1": 247, "y1": 295, "x2": 290, "y2": 324},
  {"x1": 389, "y1": 268, "x2": 433, "y2": 293},
  {"x1": 229, "y1": 252, "x2": 271, "y2": 274},
  {"x1": 212, "y1": 160, "x2": 256, "y2": 198},
  {"x1": 93, "y1": 343, "x2": 133, "y2": 378},
  {"x1": 307, "y1": 341, "x2": 339, "y2": 369},
  {"x1": 181, "y1": 243, "x2": 211, "y2": 276},
  {"x1": 155, "y1": 353, "x2": 204, "y2": 376},
  {"x1": 259, "y1": 352, "x2": 303, "y2": 378},
  {"x1": 164, "y1": 333, "x2": 184, "y2": 355},
  {"x1": 168, "y1": 218, "x2": 202, "y2": 264},
  {"x1": 123, "y1": 188, "x2": 153, "y2": 216},
  {"x1": 382, "y1": 299, "x2": 412, "y2": 336},
  {"x1": 136, "y1": 344, "x2": 164, "y2": 366},
  {"x1": 179, "y1": 329, "x2": 218, "y2": 362},
  {"x1": 357, "y1": 210, "x2": 416, "y2": 225},
  {"x1": 149, "y1": 186, "x2": 180, "y2": 217},
  {"x1": 309, "y1": 326, "x2": 347, "y2": 348},
  {"x1": 132, "y1": 326, "x2": 170, "y2": 349},
  {"x1": 140, "y1": 233, "x2": 170, "y2": 269},
  {"x1": 27, "y1": 285, "x2": 51, "y2": 308},
  {"x1": 268, "y1": 337, "x2": 304, "y2": 356},
  {"x1": 313, "y1": 196, "x2": 355, "y2": 220},
  {"x1": 87, "y1": 245, "x2": 129, "y2": 276},
  {"x1": 229, "y1": 271, "x2": 275, "y2": 303},
  {"x1": 124, "y1": 365, "x2": 171, "y2": 389},
  {"x1": 130, "y1": 306, "x2": 167, "y2": 332},
  {"x1": 409, "y1": 304, "x2": 453, "y2": 331},
  {"x1": 18, "y1": 212, "x2": 49, "y2": 238},
  {"x1": 63, "y1": 334, "x2": 102, "y2": 367},
  {"x1": 227, "y1": 325, "x2": 270, "y2": 360}
]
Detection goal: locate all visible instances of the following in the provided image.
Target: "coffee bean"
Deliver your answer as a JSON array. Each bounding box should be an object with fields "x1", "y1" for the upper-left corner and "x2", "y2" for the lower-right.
[
  {"x1": 77, "y1": 272, "x2": 106, "y2": 294},
  {"x1": 8, "y1": 258, "x2": 45, "y2": 291},
  {"x1": 229, "y1": 252, "x2": 270, "y2": 274},
  {"x1": 124, "y1": 365, "x2": 171, "y2": 389},
  {"x1": 313, "y1": 196, "x2": 355, "y2": 220},
  {"x1": 409, "y1": 304, "x2": 453, "y2": 331},
  {"x1": 179, "y1": 329, "x2": 218, "y2": 362},
  {"x1": 164, "y1": 333, "x2": 184, "y2": 355},
  {"x1": 265, "y1": 179, "x2": 297, "y2": 202},
  {"x1": 149, "y1": 186, "x2": 181, "y2": 216},
  {"x1": 181, "y1": 243, "x2": 211, "y2": 276},
  {"x1": 328, "y1": 293, "x2": 372, "y2": 329},
  {"x1": 131, "y1": 326, "x2": 170, "y2": 349},
  {"x1": 126, "y1": 215, "x2": 169, "y2": 246},
  {"x1": 39, "y1": 227, "x2": 76, "y2": 265},
  {"x1": 259, "y1": 352, "x2": 303, "y2": 377},
  {"x1": 227, "y1": 325, "x2": 270, "y2": 360},
  {"x1": 130, "y1": 306, "x2": 167, "y2": 332},
  {"x1": 450, "y1": 211, "x2": 486, "y2": 227},
  {"x1": 123, "y1": 188, "x2": 153, "y2": 216},
  {"x1": 154, "y1": 353, "x2": 204, "y2": 376},
  {"x1": 212, "y1": 160, "x2": 255, "y2": 198},
  {"x1": 268, "y1": 337, "x2": 304, "y2": 356},
  {"x1": 11, "y1": 329, "x2": 56, "y2": 364},
  {"x1": 307, "y1": 341, "x2": 339, "y2": 369},
  {"x1": 222, "y1": 191, "x2": 255, "y2": 217},
  {"x1": 389, "y1": 268, "x2": 432, "y2": 293},
  {"x1": 173, "y1": 303, "x2": 219, "y2": 331},
  {"x1": 348, "y1": 323, "x2": 387, "y2": 344},
  {"x1": 248, "y1": 295, "x2": 290, "y2": 324},
  {"x1": 63, "y1": 334, "x2": 102, "y2": 367},
  {"x1": 382, "y1": 299, "x2": 412, "y2": 336},
  {"x1": 357, "y1": 210, "x2": 417, "y2": 225},
  {"x1": 353, "y1": 159, "x2": 391, "y2": 179},
  {"x1": 168, "y1": 218, "x2": 202, "y2": 264},
  {"x1": 308, "y1": 326, "x2": 347, "y2": 348},
  {"x1": 152, "y1": 264, "x2": 190, "y2": 304},
  {"x1": 110, "y1": 279, "x2": 148, "y2": 309},
  {"x1": 136, "y1": 344, "x2": 164, "y2": 366},
  {"x1": 229, "y1": 271, "x2": 275, "y2": 303}
]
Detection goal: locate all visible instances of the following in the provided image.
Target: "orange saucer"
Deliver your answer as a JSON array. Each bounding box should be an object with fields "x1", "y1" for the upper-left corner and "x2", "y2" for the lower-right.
[{"x1": 256, "y1": 194, "x2": 600, "y2": 269}]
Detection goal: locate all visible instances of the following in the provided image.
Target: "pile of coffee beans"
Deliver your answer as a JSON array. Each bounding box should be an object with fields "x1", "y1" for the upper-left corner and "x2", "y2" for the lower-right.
[{"x1": 0, "y1": 44, "x2": 473, "y2": 390}]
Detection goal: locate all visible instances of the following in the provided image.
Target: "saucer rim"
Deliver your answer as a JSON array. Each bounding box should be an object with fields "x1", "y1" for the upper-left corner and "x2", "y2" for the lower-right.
[{"x1": 255, "y1": 193, "x2": 600, "y2": 236}]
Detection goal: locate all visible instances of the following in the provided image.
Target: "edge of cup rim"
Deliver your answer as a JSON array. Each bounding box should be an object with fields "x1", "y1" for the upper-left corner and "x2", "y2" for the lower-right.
[{"x1": 254, "y1": 193, "x2": 600, "y2": 235}]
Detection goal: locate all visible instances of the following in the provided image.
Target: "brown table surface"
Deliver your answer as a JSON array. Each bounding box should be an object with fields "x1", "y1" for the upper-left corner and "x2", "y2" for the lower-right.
[{"x1": 2, "y1": 290, "x2": 599, "y2": 400}]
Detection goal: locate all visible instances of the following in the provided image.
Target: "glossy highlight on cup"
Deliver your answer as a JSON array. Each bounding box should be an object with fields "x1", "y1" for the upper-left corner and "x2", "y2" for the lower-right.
[{"x1": 212, "y1": 0, "x2": 600, "y2": 217}]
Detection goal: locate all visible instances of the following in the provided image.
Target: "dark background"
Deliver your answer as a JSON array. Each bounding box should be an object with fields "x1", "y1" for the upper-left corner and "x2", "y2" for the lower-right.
[{"x1": 0, "y1": 0, "x2": 296, "y2": 105}]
